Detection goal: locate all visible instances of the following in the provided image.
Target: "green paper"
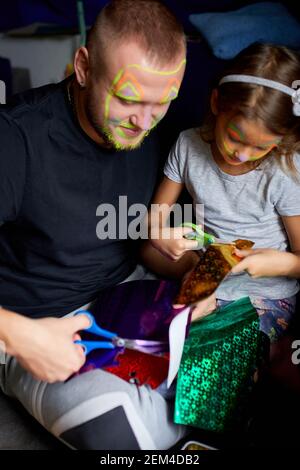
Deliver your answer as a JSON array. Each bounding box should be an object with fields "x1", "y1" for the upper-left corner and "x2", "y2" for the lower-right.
[{"x1": 174, "y1": 297, "x2": 268, "y2": 432}]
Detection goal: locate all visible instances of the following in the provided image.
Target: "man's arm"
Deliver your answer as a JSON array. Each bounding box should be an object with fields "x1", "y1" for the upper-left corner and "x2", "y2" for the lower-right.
[
  {"x1": 0, "y1": 306, "x2": 90, "y2": 382},
  {"x1": 0, "y1": 114, "x2": 27, "y2": 223}
]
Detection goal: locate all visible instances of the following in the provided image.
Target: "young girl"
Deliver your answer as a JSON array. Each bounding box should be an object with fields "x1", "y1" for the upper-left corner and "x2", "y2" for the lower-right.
[{"x1": 142, "y1": 43, "x2": 300, "y2": 342}]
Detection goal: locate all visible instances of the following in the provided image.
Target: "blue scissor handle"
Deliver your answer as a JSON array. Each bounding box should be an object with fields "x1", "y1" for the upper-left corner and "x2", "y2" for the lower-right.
[
  {"x1": 75, "y1": 340, "x2": 115, "y2": 355},
  {"x1": 75, "y1": 310, "x2": 117, "y2": 339},
  {"x1": 74, "y1": 310, "x2": 119, "y2": 355}
]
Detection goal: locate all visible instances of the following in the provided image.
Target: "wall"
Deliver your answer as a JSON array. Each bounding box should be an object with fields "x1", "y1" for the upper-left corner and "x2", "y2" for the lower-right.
[{"x1": 0, "y1": 33, "x2": 80, "y2": 92}]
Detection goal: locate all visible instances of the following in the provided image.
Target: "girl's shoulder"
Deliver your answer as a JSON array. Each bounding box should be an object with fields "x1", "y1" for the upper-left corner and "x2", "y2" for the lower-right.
[
  {"x1": 177, "y1": 127, "x2": 210, "y2": 155},
  {"x1": 272, "y1": 153, "x2": 300, "y2": 181}
]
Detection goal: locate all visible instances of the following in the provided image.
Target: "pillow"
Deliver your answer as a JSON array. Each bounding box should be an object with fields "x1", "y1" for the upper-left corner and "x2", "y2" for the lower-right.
[{"x1": 189, "y1": 2, "x2": 300, "y2": 59}]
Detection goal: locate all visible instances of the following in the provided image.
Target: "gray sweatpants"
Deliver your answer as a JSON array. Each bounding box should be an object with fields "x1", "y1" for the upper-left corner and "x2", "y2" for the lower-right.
[{"x1": 0, "y1": 266, "x2": 187, "y2": 450}]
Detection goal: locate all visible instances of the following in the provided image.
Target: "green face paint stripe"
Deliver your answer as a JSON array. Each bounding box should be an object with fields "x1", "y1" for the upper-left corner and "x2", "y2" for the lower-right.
[
  {"x1": 108, "y1": 117, "x2": 123, "y2": 125},
  {"x1": 104, "y1": 93, "x2": 113, "y2": 122},
  {"x1": 258, "y1": 140, "x2": 281, "y2": 149},
  {"x1": 223, "y1": 138, "x2": 234, "y2": 156},
  {"x1": 118, "y1": 121, "x2": 136, "y2": 129},
  {"x1": 223, "y1": 137, "x2": 274, "y2": 161},
  {"x1": 115, "y1": 127, "x2": 128, "y2": 139},
  {"x1": 115, "y1": 93, "x2": 141, "y2": 102},
  {"x1": 111, "y1": 68, "x2": 125, "y2": 87},
  {"x1": 228, "y1": 122, "x2": 245, "y2": 141},
  {"x1": 228, "y1": 122, "x2": 281, "y2": 148},
  {"x1": 127, "y1": 59, "x2": 186, "y2": 76},
  {"x1": 247, "y1": 147, "x2": 275, "y2": 160},
  {"x1": 160, "y1": 86, "x2": 179, "y2": 104},
  {"x1": 105, "y1": 59, "x2": 185, "y2": 121},
  {"x1": 103, "y1": 59, "x2": 185, "y2": 138},
  {"x1": 228, "y1": 128, "x2": 242, "y2": 142},
  {"x1": 116, "y1": 81, "x2": 142, "y2": 101},
  {"x1": 104, "y1": 68, "x2": 125, "y2": 121},
  {"x1": 150, "y1": 113, "x2": 165, "y2": 128}
]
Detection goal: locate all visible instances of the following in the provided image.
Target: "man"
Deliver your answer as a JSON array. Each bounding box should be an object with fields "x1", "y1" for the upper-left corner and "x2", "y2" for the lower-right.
[{"x1": 0, "y1": 0, "x2": 188, "y2": 449}]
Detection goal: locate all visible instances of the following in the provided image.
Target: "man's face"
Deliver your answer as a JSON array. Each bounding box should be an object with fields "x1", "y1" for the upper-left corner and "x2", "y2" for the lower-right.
[{"x1": 85, "y1": 42, "x2": 186, "y2": 150}]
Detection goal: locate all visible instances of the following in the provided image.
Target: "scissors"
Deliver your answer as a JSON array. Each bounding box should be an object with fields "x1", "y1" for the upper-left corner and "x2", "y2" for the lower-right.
[
  {"x1": 74, "y1": 310, "x2": 168, "y2": 356},
  {"x1": 181, "y1": 222, "x2": 234, "y2": 248}
]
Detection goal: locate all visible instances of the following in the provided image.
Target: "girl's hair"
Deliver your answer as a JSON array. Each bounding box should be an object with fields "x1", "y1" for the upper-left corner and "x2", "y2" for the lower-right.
[{"x1": 200, "y1": 43, "x2": 300, "y2": 175}]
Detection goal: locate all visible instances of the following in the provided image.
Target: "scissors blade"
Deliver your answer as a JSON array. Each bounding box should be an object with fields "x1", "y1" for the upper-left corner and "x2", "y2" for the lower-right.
[
  {"x1": 113, "y1": 337, "x2": 168, "y2": 355},
  {"x1": 211, "y1": 237, "x2": 236, "y2": 245}
]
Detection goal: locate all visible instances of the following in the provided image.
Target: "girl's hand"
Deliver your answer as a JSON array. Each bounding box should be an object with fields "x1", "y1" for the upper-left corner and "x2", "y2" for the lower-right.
[
  {"x1": 231, "y1": 248, "x2": 298, "y2": 278},
  {"x1": 190, "y1": 293, "x2": 217, "y2": 321},
  {"x1": 173, "y1": 293, "x2": 217, "y2": 322},
  {"x1": 150, "y1": 226, "x2": 199, "y2": 261},
  {"x1": 173, "y1": 264, "x2": 217, "y2": 321}
]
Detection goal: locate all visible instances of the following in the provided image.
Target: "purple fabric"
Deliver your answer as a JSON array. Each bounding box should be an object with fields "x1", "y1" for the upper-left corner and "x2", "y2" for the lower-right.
[
  {"x1": 90, "y1": 279, "x2": 182, "y2": 340},
  {"x1": 77, "y1": 279, "x2": 186, "y2": 373}
]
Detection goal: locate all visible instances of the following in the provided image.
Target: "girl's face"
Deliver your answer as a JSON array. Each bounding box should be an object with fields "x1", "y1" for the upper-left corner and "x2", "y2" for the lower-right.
[{"x1": 214, "y1": 111, "x2": 282, "y2": 167}]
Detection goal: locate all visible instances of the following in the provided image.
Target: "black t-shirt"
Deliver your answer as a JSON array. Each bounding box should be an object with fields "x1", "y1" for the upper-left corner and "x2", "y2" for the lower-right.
[{"x1": 0, "y1": 79, "x2": 164, "y2": 318}]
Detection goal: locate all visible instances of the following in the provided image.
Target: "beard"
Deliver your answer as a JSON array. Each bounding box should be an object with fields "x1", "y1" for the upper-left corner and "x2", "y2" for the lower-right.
[{"x1": 85, "y1": 88, "x2": 152, "y2": 151}]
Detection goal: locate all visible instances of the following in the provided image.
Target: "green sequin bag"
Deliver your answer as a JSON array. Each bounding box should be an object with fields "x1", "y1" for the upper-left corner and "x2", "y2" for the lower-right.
[{"x1": 174, "y1": 297, "x2": 268, "y2": 433}]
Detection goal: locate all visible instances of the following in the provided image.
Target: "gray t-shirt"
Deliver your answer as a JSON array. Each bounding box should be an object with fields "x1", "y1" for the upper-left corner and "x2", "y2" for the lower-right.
[{"x1": 164, "y1": 128, "x2": 300, "y2": 301}]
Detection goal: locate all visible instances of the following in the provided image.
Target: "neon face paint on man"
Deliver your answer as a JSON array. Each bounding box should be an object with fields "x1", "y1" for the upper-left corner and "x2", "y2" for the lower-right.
[
  {"x1": 215, "y1": 113, "x2": 282, "y2": 166},
  {"x1": 84, "y1": 42, "x2": 185, "y2": 150},
  {"x1": 91, "y1": 41, "x2": 186, "y2": 150},
  {"x1": 102, "y1": 64, "x2": 184, "y2": 149}
]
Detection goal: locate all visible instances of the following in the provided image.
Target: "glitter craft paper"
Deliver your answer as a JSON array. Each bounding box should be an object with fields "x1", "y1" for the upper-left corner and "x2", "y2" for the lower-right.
[{"x1": 174, "y1": 297, "x2": 269, "y2": 432}]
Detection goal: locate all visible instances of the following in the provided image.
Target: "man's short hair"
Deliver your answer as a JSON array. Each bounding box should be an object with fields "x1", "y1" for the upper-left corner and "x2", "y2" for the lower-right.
[{"x1": 87, "y1": 0, "x2": 186, "y2": 74}]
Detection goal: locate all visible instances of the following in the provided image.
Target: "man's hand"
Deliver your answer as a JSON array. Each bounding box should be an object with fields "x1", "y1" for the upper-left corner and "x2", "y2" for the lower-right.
[
  {"x1": 7, "y1": 314, "x2": 90, "y2": 383},
  {"x1": 231, "y1": 248, "x2": 299, "y2": 278},
  {"x1": 151, "y1": 226, "x2": 199, "y2": 261}
]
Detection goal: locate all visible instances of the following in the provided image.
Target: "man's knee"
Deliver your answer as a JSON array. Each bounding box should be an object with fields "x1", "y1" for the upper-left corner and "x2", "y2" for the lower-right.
[
  {"x1": 50, "y1": 387, "x2": 157, "y2": 450},
  {"x1": 60, "y1": 405, "x2": 140, "y2": 450}
]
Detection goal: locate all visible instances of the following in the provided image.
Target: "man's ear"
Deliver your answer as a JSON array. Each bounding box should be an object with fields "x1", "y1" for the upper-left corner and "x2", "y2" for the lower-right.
[
  {"x1": 74, "y1": 47, "x2": 89, "y2": 88},
  {"x1": 210, "y1": 89, "x2": 219, "y2": 116}
]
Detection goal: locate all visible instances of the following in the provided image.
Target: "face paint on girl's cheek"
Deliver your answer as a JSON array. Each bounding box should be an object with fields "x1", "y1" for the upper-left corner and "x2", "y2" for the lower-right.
[
  {"x1": 224, "y1": 121, "x2": 281, "y2": 161},
  {"x1": 221, "y1": 137, "x2": 235, "y2": 158},
  {"x1": 221, "y1": 133, "x2": 278, "y2": 162},
  {"x1": 247, "y1": 144, "x2": 278, "y2": 161},
  {"x1": 227, "y1": 122, "x2": 246, "y2": 142}
]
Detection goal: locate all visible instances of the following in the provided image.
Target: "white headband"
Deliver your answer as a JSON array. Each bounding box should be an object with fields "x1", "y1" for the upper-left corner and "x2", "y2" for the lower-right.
[{"x1": 219, "y1": 74, "x2": 300, "y2": 117}]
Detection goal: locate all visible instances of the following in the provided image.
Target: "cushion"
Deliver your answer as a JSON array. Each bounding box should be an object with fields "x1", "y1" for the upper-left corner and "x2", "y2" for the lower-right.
[{"x1": 189, "y1": 2, "x2": 300, "y2": 59}]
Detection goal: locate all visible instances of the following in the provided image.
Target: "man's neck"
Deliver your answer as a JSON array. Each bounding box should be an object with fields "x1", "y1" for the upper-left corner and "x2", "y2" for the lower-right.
[{"x1": 70, "y1": 80, "x2": 109, "y2": 147}]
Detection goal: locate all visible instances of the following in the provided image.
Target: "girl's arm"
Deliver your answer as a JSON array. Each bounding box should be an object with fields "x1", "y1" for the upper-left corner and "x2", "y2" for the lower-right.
[
  {"x1": 140, "y1": 241, "x2": 200, "y2": 279},
  {"x1": 281, "y1": 215, "x2": 300, "y2": 276},
  {"x1": 148, "y1": 176, "x2": 185, "y2": 230},
  {"x1": 231, "y1": 215, "x2": 300, "y2": 278},
  {"x1": 140, "y1": 176, "x2": 199, "y2": 278}
]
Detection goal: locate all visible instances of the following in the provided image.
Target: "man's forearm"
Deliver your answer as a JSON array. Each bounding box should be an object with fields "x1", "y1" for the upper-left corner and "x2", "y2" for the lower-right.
[{"x1": 0, "y1": 307, "x2": 27, "y2": 356}]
